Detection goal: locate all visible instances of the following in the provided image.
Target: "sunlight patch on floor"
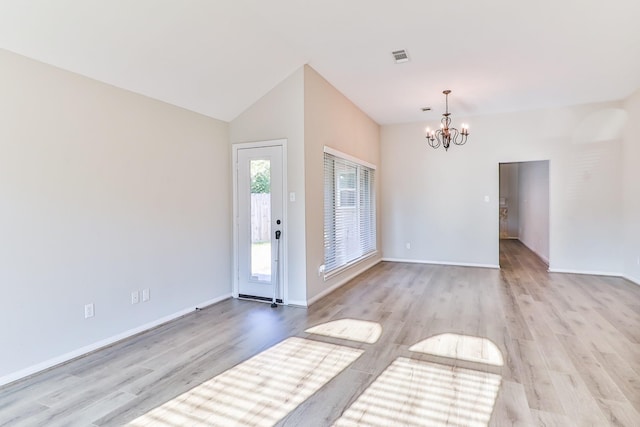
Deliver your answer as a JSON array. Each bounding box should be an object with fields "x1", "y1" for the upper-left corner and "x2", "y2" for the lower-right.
[
  {"x1": 409, "y1": 333, "x2": 504, "y2": 366},
  {"x1": 305, "y1": 319, "x2": 383, "y2": 344},
  {"x1": 334, "y1": 357, "x2": 501, "y2": 427},
  {"x1": 128, "y1": 337, "x2": 363, "y2": 426}
]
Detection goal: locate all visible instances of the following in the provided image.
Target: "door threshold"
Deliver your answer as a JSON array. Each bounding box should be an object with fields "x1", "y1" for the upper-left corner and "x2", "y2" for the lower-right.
[{"x1": 239, "y1": 294, "x2": 283, "y2": 304}]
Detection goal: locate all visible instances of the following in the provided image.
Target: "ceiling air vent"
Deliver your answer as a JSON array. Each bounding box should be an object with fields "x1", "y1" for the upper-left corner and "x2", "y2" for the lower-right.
[{"x1": 392, "y1": 49, "x2": 409, "y2": 64}]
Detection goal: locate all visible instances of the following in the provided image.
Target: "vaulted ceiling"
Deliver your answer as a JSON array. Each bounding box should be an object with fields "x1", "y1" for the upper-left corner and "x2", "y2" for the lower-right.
[{"x1": 2, "y1": 0, "x2": 639, "y2": 124}]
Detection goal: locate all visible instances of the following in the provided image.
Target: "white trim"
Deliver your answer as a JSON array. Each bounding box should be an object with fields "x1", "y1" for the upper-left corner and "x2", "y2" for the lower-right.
[
  {"x1": 623, "y1": 275, "x2": 640, "y2": 286},
  {"x1": 0, "y1": 294, "x2": 232, "y2": 387},
  {"x1": 547, "y1": 268, "x2": 623, "y2": 277},
  {"x1": 308, "y1": 259, "x2": 382, "y2": 306},
  {"x1": 518, "y1": 238, "x2": 549, "y2": 265},
  {"x1": 231, "y1": 139, "x2": 289, "y2": 304},
  {"x1": 323, "y1": 146, "x2": 377, "y2": 170},
  {"x1": 324, "y1": 251, "x2": 378, "y2": 280},
  {"x1": 286, "y1": 299, "x2": 308, "y2": 307},
  {"x1": 382, "y1": 258, "x2": 500, "y2": 269},
  {"x1": 232, "y1": 139, "x2": 286, "y2": 150}
]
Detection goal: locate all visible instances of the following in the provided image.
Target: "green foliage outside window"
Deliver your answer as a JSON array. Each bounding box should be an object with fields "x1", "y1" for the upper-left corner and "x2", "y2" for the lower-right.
[{"x1": 250, "y1": 160, "x2": 271, "y2": 194}]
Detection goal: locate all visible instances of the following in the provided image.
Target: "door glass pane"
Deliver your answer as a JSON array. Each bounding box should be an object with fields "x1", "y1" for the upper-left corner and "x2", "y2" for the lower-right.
[{"x1": 250, "y1": 159, "x2": 271, "y2": 282}]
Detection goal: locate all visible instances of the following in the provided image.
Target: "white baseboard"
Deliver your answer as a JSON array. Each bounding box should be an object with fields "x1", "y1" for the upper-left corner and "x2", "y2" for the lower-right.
[
  {"x1": 0, "y1": 293, "x2": 232, "y2": 388},
  {"x1": 307, "y1": 259, "x2": 382, "y2": 306},
  {"x1": 547, "y1": 269, "x2": 640, "y2": 287},
  {"x1": 286, "y1": 299, "x2": 308, "y2": 307},
  {"x1": 516, "y1": 239, "x2": 549, "y2": 265},
  {"x1": 382, "y1": 258, "x2": 500, "y2": 270},
  {"x1": 547, "y1": 268, "x2": 623, "y2": 278}
]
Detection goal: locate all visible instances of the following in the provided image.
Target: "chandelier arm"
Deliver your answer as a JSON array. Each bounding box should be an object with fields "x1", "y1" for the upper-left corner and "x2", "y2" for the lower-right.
[
  {"x1": 452, "y1": 129, "x2": 468, "y2": 146},
  {"x1": 451, "y1": 128, "x2": 460, "y2": 145}
]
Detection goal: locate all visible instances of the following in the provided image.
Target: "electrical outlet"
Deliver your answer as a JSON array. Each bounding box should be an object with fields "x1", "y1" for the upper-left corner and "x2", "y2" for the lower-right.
[
  {"x1": 406, "y1": 242, "x2": 411, "y2": 250},
  {"x1": 131, "y1": 291, "x2": 140, "y2": 304},
  {"x1": 637, "y1": 256, "x2": 640, "y2": 265},
  {"x1": 84, "y1": 303, "x2": 94, "y2": 319},
  {"x1": 142, "y1": 288, "x2": 150, "y2": 302}
]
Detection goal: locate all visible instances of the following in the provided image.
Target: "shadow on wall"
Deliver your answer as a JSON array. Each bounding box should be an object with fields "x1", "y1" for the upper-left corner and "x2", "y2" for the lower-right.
[{"x1": 571, "y1": 108, "x2": 628, "y2": 145}]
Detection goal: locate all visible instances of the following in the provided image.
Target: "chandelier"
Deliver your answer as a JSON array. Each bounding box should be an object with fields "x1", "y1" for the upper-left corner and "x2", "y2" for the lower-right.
[{"x1": 425, "y1": 90, "x2": 469, "y2": 151}]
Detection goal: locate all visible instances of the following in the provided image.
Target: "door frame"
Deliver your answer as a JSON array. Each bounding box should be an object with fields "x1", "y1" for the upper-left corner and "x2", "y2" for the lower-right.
[{"x1": 232, "y1": 139, "x2": 288, "y2": 304}]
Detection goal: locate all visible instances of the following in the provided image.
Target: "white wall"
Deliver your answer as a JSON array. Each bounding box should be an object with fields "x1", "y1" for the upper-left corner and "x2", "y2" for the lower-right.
[
  {"x1": 381, "y1": 101, "x2": 625, "y2": 273},
  {"x1": 0, "y1": 50, "x2": 231, "y2": 383},
  {"x1": 499, "y1": 163, "x2": 519, "y2": 238},
  {"x1": 518, "y1": 161, "x2": 550, "y2": 263},
  {"x1": 303, "y1": 66, "x2": 381, "y2": 303},
  {"x1": 381, "y1": 123, "x2": 500, "y2": 267},
  {"x1": 229, "y1": 67, "x2": 307, "y2": 304},
  {"x1": 623, "y1": 89, "x2": 640, "y2": 285}
]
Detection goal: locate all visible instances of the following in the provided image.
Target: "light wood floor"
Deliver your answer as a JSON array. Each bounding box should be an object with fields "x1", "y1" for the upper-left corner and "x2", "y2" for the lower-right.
[{"x1": 1, "y1": 240, "x2": 639, "y2": 426}]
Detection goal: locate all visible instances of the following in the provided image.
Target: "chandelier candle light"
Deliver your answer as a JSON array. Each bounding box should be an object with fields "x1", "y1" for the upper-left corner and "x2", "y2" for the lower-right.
[{"x1": 425, "y1": 90, "x2": 469, "y2": 151}]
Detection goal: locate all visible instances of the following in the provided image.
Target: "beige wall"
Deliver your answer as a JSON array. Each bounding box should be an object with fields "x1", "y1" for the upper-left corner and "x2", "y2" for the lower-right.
[
  {"x1": 381, "y1": 101, "x2": 624, "y2": 274},
  {"x1": 230, "y1": 65, "x2": 381, "y2": 304},
  {"x1": 303, "y1": 66, "x2": 381, "y2": 302},
  {"x1": 623, "y1": 89, "x2": 640, "y2": 284},
  {"x1": 0, "y1": 50, "x2": 231, "y2": 382},
  {"x1": 229, "y1": 67, "x2": 307, "y2": 304}
]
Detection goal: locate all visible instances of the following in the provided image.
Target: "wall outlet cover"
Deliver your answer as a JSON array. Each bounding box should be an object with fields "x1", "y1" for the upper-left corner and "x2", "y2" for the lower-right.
[{"x1": 84, "y1": 303, "x2": 94, "y2": 318}]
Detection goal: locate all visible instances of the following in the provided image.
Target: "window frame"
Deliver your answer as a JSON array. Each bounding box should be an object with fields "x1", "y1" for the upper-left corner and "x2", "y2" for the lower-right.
[{"x1": 323, "y1": 146, "x2": 377, "y2": 279}]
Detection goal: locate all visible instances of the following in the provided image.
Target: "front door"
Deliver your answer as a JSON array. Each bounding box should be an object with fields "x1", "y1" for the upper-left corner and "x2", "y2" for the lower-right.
[{"x1": 236, "y1": 144, "x2": 284, "y2": 301}]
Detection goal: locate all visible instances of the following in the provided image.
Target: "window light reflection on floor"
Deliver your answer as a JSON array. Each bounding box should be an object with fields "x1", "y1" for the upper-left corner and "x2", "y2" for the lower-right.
[
  {"x1": 333, "y1": 357, "x2": 501, "y2": 427},
  {"x1": 409, "y1": 333, "x2": 504, "y2": 366},
  {"x1": 305, "y1": 319, "x2": 382, "y2": 344},
  {"x1": 127, "y1": 337, "x2": 363, "y2": 427}
]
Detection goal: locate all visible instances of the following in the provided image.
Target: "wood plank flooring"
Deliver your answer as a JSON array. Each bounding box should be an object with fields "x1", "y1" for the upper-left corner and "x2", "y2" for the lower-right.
[{"x1": 1, "y1": 240, "x2": 639, "y2": 426}]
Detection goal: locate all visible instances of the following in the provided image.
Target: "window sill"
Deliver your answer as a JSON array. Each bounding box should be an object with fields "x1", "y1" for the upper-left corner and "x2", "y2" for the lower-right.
[{"x1": 323, "y1": 251, "x2": 378, "y2": 281}]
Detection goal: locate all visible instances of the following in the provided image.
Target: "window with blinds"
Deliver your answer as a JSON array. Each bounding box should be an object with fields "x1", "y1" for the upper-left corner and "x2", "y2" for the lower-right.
[{"x1": 323, "y1": 148, "x2": 376, "y2": 277}]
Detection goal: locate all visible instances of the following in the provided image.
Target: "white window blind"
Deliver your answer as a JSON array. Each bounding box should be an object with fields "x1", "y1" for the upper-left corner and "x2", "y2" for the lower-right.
[{"x1": 323, "y1": 149, "x2": 376, "y2": 276}]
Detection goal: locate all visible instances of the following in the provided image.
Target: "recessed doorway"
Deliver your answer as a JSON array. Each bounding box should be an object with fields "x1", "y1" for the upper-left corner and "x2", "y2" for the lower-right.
[{"x1": 498, "y1": 161, "x2": 550, "y2": 267}]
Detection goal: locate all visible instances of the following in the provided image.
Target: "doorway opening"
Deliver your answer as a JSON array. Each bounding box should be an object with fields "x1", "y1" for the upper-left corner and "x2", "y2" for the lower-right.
[{"x1": 498, "y1": 161, "x2": 550, "y2": 267}]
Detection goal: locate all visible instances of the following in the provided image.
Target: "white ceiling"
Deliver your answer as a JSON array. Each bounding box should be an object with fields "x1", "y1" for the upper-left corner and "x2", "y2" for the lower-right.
[{"x1": 1, "y1": 0, "x2": 639, "y2": 124}]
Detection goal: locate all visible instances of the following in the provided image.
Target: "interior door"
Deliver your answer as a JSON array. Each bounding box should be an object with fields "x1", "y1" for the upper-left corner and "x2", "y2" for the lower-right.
[{"x1": 236, "y1": 145, "x2": 284, "y2": 301}]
